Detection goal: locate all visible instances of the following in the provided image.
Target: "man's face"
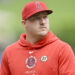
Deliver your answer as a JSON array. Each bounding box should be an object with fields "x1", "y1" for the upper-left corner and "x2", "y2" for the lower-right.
[{"x1": 22, "y1": 11, "x2": 50, "y2": 36}]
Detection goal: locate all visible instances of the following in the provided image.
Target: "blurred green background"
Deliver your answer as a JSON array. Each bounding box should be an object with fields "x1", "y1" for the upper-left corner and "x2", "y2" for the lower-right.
[{"x1": 0, "y1": 0, "x2": 75, "y2": 63}]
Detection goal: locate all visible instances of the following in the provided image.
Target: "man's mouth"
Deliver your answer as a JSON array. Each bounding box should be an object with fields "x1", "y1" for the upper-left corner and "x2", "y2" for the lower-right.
[
  {"x1": 40, "y1": 26, "x2": 46, "y2": 28},
  {"x1": 40, "y1": 27, "x2": 47, "y2": 31}
]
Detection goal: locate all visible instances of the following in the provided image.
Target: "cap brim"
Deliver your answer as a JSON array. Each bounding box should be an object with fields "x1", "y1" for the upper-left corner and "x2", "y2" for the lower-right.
[
  {"x1": 26, "y1": 9, "x2": 53, "y2": 20},
  {"x1": 45, "y1": 10, "x2": 53, "y2": 14}
]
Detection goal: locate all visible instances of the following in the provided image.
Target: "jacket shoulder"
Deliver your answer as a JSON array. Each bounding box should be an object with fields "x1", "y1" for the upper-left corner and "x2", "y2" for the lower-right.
[{"x1": 4, "y1": 41, "x2": 19, "y2": 53}]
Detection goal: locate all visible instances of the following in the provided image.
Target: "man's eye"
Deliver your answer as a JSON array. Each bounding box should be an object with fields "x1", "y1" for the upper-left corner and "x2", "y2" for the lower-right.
[
  {"x1": 29, "y1": 17, "x2": 36, "y2": 20},
  {"x1": 43, "y1": 16, "x2": 47, "y2": 18},
  {"x1": 36, "y1": 17, "x2": 40, "y2": 19}
]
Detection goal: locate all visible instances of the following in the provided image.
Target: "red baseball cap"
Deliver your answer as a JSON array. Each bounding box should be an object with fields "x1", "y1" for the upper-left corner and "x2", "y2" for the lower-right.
[{"x1": 22, "y1": 1, "x2": 53, "y2": 20}]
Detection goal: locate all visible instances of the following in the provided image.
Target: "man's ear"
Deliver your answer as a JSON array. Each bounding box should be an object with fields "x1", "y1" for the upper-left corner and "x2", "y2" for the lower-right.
[
  {"x1": 21, "y1": 20, "x2": 26, "y2": 27},
  {"x1": 22, "y1": 20, "x2": 26, "y2": 24}
]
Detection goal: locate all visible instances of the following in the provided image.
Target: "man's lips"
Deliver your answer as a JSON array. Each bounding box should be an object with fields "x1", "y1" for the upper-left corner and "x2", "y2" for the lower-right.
[
  {"x1": 40, "y1": 27, "x2": 47, "y2": 28},
  {"x1": 40, "y1": 27, "x2": 47, "y2": 31}
]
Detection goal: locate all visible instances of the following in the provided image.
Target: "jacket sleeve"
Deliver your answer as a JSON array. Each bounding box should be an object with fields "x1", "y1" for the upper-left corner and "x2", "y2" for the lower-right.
[
  {"x1": 58, "y1": 44, "x2": 75, "y2": 75},
  {"x1": 1, "y1": 49, "x2": 11, "y2": 75}
]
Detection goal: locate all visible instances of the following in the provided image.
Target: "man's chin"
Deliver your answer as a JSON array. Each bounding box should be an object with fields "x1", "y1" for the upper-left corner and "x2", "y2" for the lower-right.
[{"x1": 38, "y1": 31, "x2": 48, "y2": 36}]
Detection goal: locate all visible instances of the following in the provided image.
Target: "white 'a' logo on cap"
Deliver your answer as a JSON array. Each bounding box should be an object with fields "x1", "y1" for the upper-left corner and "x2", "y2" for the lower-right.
[{"x1": 35, "y1": 2, "x2": 43, "y2": 10}]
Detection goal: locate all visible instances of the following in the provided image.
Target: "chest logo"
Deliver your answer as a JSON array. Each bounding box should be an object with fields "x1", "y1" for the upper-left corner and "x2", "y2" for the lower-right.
[
  {"x1": 25, "y1": 56, "x2": 37, "y2": 69},
  {"x1": 41, "y1": 56, "x2": 48, "y2": 62}
]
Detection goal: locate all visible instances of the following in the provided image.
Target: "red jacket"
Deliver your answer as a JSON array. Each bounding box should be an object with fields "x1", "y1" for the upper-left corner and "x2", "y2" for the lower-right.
[{"x1": 1, "y1": 31, "x2": 75, "y2": 75}]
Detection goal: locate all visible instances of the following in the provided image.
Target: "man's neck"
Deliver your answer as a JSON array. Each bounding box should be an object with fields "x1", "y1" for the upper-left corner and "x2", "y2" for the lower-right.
[{"x1": 26, "y1": 33, "x2": 45, "y2": 45}]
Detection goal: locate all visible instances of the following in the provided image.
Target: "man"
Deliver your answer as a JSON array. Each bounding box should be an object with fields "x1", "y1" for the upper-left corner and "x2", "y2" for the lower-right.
[{"x1": 1, "y1": 1, "x2": 75, "y2": 75}]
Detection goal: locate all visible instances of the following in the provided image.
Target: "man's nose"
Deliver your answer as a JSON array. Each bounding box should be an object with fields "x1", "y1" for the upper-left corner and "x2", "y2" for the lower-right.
[{"x1": 40, "y1": 18, "x2": 46, "y2": 25}]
